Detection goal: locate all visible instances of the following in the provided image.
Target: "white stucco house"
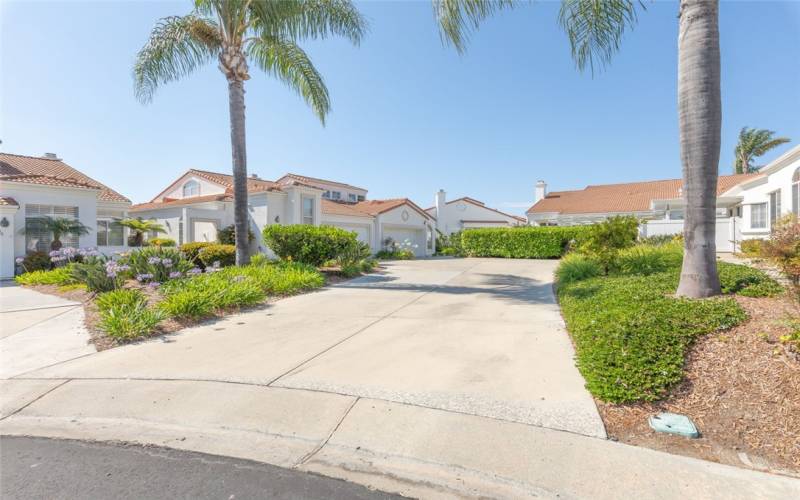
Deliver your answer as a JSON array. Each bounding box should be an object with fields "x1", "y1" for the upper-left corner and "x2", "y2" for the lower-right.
[
  {"x1": 526, "y1": 144, "x2": 800, "y2": 252},
  {"x1": 130, "y1": 169, "x2": 436, "y2": 257},
  {"x1": 426, "y1": 190, "x2": 526, "y2": 235},
  {"x1": 0, "y1": 152, "x2": 132, "y2": 278}
]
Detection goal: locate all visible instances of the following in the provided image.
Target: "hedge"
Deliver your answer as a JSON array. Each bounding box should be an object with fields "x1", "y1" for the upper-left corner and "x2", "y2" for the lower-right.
[
  {"x1": 460, "y1": 226, "x2": 591, "y2": 259},
  {"x1": 262, "y1": 224, "x2": 359, "y2": 266}
]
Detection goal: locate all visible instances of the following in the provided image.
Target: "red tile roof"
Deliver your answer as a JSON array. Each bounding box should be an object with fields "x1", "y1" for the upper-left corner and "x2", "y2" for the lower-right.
[
  {"x1": 0, "y1": 196, "x2": 19, "y2": 207},
  {"x1": 277, "y1": 173, "x2": 366, "y2": 192},
  {"x1": 188, "y1": 169, "x2": 283, "y2": 194},
  {"x1": 353, "y1": 198, "x2": 433, "y2": 220},
  {"x1": 527, "y1": 173, "x2": 761, "y2": 215},
  {"x1": 0, "y1": 152, "x2": 130, "y2": 203},
  {"x1": 131, "y1": 193, "x2": 231, "y2": 212},
  {"x1": 321, "y1": 199, "x2": 372, "y2": 218}
]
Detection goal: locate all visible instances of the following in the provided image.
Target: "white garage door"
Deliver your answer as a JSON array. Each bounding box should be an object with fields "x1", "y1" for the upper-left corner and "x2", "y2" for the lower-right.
[
  {"x1": 383, "y1": 227, "x2": 425, "y2": 257},
  {"x1": 334, "y1": 224, "x2": 370, "y2": 246},
  {"x1": 192, "y1": 220, "x2": 218, "y2": 243}
]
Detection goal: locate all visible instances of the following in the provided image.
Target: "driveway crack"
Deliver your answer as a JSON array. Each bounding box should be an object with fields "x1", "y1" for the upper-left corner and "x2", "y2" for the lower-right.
[{"x1": 294, "y1": 396, "x2": 360, "y2": 467}]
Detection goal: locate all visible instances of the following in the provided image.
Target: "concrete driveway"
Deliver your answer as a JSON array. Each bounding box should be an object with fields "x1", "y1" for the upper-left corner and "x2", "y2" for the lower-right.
[{"x1": 3, "y1": 259, "x2": 798, "y2": 499}]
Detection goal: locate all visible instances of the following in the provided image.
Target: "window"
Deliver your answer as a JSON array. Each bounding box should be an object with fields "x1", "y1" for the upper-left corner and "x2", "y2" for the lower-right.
[
  {"x1": 769, "y1": 189, "x2": 782, "y2": 225},
  {"x1": 322, "y1": 190, "x2": 331, "y2": 199},
  {"x1": 183, "y1": 180, "x2": 200, "y2": 197},
  {"x1": 96, "y1": 220, "x2": 124, "y2": 246},
  {"x1": 793, "y1": 168, "x2": 800, "y2": 215},
  {"x1": 357, "y1": 195, "x2": 365, "y2": 202},
  {"x1": 25, "y1": 204, "x2": 79, "y2": 252},
  {"x1": 751, "y1": 203, "x2": 767, "y2": 229},
  {"x1": 331, "y1": 191, "x2": 341, "y2": 200},
  {"x1": 348, "y1": 193, "x2": 357, "y2": 202},
  {"x1": 302, "y1": 197, "x2": 314, "y2": 225},
  {"x1": 669, "y1": 209, "x2": 684, "y2": 221}
]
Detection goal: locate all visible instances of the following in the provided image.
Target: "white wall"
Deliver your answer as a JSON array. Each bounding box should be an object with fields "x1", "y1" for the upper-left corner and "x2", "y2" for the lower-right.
[
  {"x1": 378, "y1": 205, "x2": 434, "y2": 256},
  {"x1": 321, "y1": 213, "x2": 374, "y2": 249},
  {"x1": 737, "y1": 155, "x2": 799, "y2": 238},
  {"x1": 430, "y1": 199, "x2": 520, "y2": 235},
  {"x1": 159, "y1": 174, "x2": 226, "y2": 201}
]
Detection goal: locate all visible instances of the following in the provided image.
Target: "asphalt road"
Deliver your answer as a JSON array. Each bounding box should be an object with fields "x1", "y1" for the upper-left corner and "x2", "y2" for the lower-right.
[{"x1": 1, "y1": 436, "x2": 405, "y2": 500}]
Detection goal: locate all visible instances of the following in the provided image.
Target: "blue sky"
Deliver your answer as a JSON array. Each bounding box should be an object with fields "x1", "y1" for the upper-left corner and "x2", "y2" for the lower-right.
[{"x1": 2, "y1": 1, "x2": 798, "y2": 214}]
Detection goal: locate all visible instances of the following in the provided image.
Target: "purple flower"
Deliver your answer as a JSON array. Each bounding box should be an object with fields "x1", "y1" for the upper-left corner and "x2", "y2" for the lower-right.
[
  {"x1": 161, "y1": 258, "x2": 173, "y2": 268},
  {"x1": 169, "y1": 271, "x2": 182, "y2": 279},
  {"x1": 187, "y1": 268, "x2": 202, "y2": 276},
  {"x1": 49, "y1": 250, "x2": 61, "y2": 257},
  {"x1": 117, "y1": 264, "x2": 130, "y2": 272},
  {"x1": 136, "y1": 273, "x2": 154, "y2": 282},
  {"x1": 147, "y1": 281, "x2": 161, "y2": 289},
  {"x1": 106, "y1": 271, "x2": 117, "y2": 278},
  {"x1": 147, "y1": 257, "x2": 161, "y2": 265}
]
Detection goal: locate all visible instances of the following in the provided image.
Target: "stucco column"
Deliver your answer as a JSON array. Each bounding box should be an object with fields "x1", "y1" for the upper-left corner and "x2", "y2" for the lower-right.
[
  {"x1": 181, "y1": 207, "x2": 189, "y2": 244},
  {"x1": 0, "y1": 205, "x2": 20, "y2": 278}
]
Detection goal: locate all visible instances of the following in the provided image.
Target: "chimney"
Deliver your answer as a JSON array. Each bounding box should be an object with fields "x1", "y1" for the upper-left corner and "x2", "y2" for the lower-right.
[
  {"x1": 535, "y1": 180, "x2": 547, "y2": 203},
  {"x1": 42, "y1": 152, "x2": 59, "y2": 160},
  {"x1": 435, "y1": 189, "x2": 446, "y2": 232}
]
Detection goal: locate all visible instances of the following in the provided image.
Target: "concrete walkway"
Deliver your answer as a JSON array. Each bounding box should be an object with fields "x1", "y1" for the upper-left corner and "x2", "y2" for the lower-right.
[
  {"x1": 0, "y1": 284, "x2": 95, "y2": 378},
  {"x1": 2, "y1": 260, "x2": 798, "y2": 498}
]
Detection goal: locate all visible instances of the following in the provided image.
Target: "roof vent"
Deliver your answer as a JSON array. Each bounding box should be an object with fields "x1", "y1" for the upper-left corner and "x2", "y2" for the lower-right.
[{"x1": 42, "y1": 152, "x2": 60, "y2": 160}]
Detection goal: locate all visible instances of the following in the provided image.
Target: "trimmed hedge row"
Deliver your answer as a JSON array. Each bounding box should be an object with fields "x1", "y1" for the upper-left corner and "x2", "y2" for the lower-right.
[{"x1": 460, "y1": 226, "x2": 591, "y2": 259}]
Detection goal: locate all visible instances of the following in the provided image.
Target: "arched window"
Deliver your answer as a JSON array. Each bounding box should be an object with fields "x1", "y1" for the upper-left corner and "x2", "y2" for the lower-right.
[
  {"x1": 183, "y1": 180, "x2": 200, "y2": 197},
  {"x1": 792, "y1": 167, "x2": 800, "y2": 215}
]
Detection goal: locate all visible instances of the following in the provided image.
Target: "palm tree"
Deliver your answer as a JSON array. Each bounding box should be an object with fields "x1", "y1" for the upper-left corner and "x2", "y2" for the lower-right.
[
  {"x1": 119, "y1": 218, "x2": 166, "y2": 247},
  {"x1": 24, "y1": 217, "x2": 91, "y2": 251},
  {"x1": 435, "y1": 0, "x2": 724, "y2": 297},
  {"x1": 734, "y1": 127, "x2": 791, "y2": 174},
  {"x1": 134, "y1": 0, "x2": 367, "y2": 265}
]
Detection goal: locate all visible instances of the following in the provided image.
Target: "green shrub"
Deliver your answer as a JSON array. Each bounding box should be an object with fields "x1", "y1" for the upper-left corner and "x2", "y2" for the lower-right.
[
  {"x1": 250, "y1": 253, "x2": 271, "y2": 266},
  {"x1": 717, "y1": 262, "x2": 782, "y2": 297},
  {"x1": 220, "y1": 262, "x2": 324, "y2": 295},
  {"x1": 360, "y1": 258, "x2": 378, "y2": 273},
  {"x1": 761, "y1": 215, "x2": 800, "y2": 301},
  {"x1": 179, "y1": 242, "x2": 214, "y2": 267},
  {"x1": 555, "y1": 254, "x2": 602, "y2": 285},
  {"x1": 558, "y1": 272, "x2": 746, "y2": 403},
  {"x1": 436, "y1": 231, "x2": 464, "y2": 256},
  {"x1": 145, "y1": 237, "x2": 176, "y2": 247},
  {"x1": 217, "y1": 224, "x2": 254, "y2": 245},
  {"x1": 96, "y1": 289, "x2": 165, "y2": 339},
  {"x1": 160, "y1": 272, "x2": 265, "y2": 319},
  {"x1": 638, "y1": 233, "x2": 680, "y2": 246},
  {"x1": 15, "y1": 266, "x2": 76, "y2": 286},
  {"x1": 262, "y1": 225, "x2": 359, "y2": 266},
  {"x1": 198, "y1": 244, "x2": 236, "y2": 268},
  {"x1": 461, "y1": 226, "x2": 590, "y2": 259},
  {"x1": 615, "y1": 243, "x2": 683, "y2": 276},
  {"x1": 70, "y1": 257, "x2": 120, "y2": 292},
  {"x1": 375, "y1": 248, "x2": 415, "y2": 260},
  {"x1": 579, "y1": 216, "x2": 639, "y2": 273},
  {"x1": 119, "y1": 246, "x2": 193, "y2": 283},
  {"x1": 739, "y1": 238, "x2": 765, "y2": 257},
  {"x1": 19, "y1": 251, "x2": 51, "y2": 273}
]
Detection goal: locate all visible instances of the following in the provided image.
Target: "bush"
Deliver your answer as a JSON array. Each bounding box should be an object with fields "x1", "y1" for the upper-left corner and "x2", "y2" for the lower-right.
[
  {"x1": 96, "y1": 289, "x2": 165, "y2": 339},
  {"x1": 558, "y1": 272, "x2": 746, "y2": 402},
  {"x1": 263, "y1": 225, "x2": 359, "y2": 266},
  {"x1": 198, "y1": 244, "x2": 236, "y2": 268},
  {"x1": 761, "y1": 215, "x2": 800, "y2": 299},
  {"x1": 376, "y1": 248, "x2": 415, "y2": 260},
  {"x1": 555, "y1": 254, "x2": 602, "y2": 285},
  {"x1": 639, "y1": 233, "x2": 681, "y2": 246},
  {"x1": 15, "y1": 266, "x2": 76, "y2": 286},
  {"x1": 159, "y1": 270, "x2": 265, "y2": 319},
  {"x1": 461, "y1": 226, "x2": 590, "y2": 259},
  {"x1": 70, "y1": 256, "x2": 121, "y2": 292},
  {"x1": 145, "y1": 238, "x2": 176, "y2": 247},
  {"x1": 436, "y1": 231, "x2": 464, "y2": 256},
  {"x1": 250, "y1": 253, "x2": 271, "y2": 266},
  {"x1": 179, "y1": 242, "x2": 215, "y2": 267},
  {"x1": 717, "y1": 261, "x2": 782, "y2": 297},
  {"x1": 615, "y1": 243, "x2": 683, "y2": 276},
  {"x1": 19, "y1": 251, "x2": 51, "y2": 273},
  {"x1": 220, "y1": 262, "x2": 324, "y2": 295},
  {"x1": 119, "y1": 246, "x2": 193, "y2": 283},
  {"x1": 217, "y1": 224, "x2": 254, "y2": 245},
  {"x1": 579, "y1": 216, "x2": 639, "y2": 273},
  {"x1": 740, "y1": 238, "x2": 765, "y2": 257}
]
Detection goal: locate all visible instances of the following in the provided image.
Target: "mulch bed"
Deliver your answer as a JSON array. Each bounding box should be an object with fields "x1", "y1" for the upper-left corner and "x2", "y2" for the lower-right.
[{"x1": 598, "y1": 293, "x2": 800, "y2": 475}]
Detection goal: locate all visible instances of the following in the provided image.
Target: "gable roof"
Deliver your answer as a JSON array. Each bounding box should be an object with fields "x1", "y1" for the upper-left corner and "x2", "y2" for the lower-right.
[
  {"x1": 148, "y1": 168, "x2": 283, "y2": 203},
  {"x1": 0, "y1": 152, "x2": 130, "y2": 203},
  {"x1": 426, "y1": 196, "x2": 525, "y2": 222},
  {"x1": 277, "y1": 173, "x2": 366, "y2": 192},
  {"x1": 353, "y1": 198, "x2": 434, "y2": 220},
  {"x1": 527, "y1": 173, "x2": 761, "y2": 215},
  {"x1": 131, "y1": 193, "x2": 232, "y2": 212}
]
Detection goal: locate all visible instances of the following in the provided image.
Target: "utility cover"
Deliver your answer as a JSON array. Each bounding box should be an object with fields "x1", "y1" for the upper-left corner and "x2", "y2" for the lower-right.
[{"x1": 648, "y1": 412, "x2": 699, "y2": 438}]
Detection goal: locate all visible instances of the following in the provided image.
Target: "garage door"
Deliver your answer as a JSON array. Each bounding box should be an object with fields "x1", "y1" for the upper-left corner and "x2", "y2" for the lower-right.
[
  {"x1": 334, "y1": 224, "x2": 370, "y2": 246},
  {"x1": 383, "y1": 227, "x2": 425, "y2": 257}
]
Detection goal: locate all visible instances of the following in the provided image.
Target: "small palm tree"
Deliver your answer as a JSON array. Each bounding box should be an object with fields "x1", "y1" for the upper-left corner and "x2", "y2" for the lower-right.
[
  {"x1": 434, "y1": 0, "x2": 725, "y2": 298},
  {"x1": 120, "y1": 218, "x2": 166, "y2": 247},
  {"x1": 24, "y1": 217, "x2": 91, "y2": 251},
  {"x1": 734, "y1": 127, "x2": 791, "y2": 174},
  {"x1": 134, "y1": 0, "x2": 367, "y2": 265}
]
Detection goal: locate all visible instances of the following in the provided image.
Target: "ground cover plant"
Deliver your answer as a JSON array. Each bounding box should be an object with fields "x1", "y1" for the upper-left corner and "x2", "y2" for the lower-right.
[
  {"x1": 95, "y1": 289, "x2": 166, "y2": 339},
  {"x1": 556, "y1": 240, "x2": 782, "y2": 403},
  {"x1": 14, "y1": 266, "x2": 77, "y2": 286},
  {"x1": 460, "y1": 226, "x2": 590, "y2": 258}
]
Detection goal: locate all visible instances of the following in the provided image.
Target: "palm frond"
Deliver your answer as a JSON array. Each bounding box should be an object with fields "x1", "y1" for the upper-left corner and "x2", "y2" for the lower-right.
[
  {"x1": 249, "y1": 0, "x2": 368, "y2": 45},
  {"x1": 559, "y1": 0, "x2": 644, "y2": 74},
  {"x1": 133, "y1": 14, "x2": 222, "y2": 103},
  {"x1": 734, "y1": 127, "x2": 792, "y2": 173},
  {"x1": 247, "y1": 34, "x2": 330, "y2": 124},
  {"x1": 433, "y1": 0, "x2": 515, "y2": 54}
]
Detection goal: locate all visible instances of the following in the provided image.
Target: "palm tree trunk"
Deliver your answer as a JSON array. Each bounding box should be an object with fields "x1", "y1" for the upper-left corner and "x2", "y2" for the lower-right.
[
  {"x1": 676, "y1": 0, "x2": 722, "y2": 298},
  {"x1": 227, "y1": 77, "x2": 250, "y2": 266}
]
